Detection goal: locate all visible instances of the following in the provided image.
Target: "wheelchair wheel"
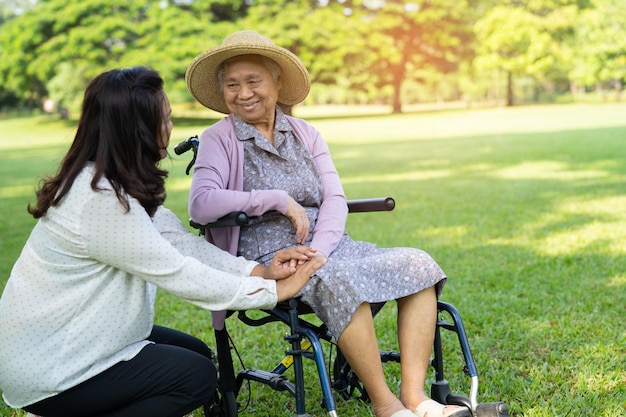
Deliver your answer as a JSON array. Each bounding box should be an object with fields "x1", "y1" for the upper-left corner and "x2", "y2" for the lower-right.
[
  {"x1": 332, "y1": 350, "x2": 370, "y2": 402},
  {"x1": 204, "y1": 389, "x2": 238, "y2": 417}
]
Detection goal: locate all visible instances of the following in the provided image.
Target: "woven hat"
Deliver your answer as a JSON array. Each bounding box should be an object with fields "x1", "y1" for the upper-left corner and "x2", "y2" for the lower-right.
[{"x1": 186, "y1": 30, "x2": 311, "y2": 114}]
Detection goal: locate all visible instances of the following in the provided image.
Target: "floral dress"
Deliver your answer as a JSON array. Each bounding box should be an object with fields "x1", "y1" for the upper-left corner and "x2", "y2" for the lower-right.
[{"x1": 236, "y1": 111, "x2": 446, "y2": 340}]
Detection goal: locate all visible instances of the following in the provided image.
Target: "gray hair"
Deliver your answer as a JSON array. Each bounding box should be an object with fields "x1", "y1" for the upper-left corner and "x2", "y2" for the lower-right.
[{"x1": 217, "y1": 55, "x2": 282, "y2": 93}]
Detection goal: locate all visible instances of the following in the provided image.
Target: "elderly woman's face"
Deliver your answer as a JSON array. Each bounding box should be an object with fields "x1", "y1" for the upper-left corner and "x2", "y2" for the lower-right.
[{"x1": 221, "y1": 55, "x2": 282, "y2": 126}]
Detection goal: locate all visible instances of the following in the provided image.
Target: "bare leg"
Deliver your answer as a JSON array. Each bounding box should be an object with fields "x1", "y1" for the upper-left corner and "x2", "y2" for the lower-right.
[
  {"x1": 338, "y1": 303, "x2": 408, "y2": 417},
  {"x1": 398, "y1": 286, "x2": 467, "y2": 416},
  {"x1": 397, "y1": 286, "x2": 437, "y2": 411}
]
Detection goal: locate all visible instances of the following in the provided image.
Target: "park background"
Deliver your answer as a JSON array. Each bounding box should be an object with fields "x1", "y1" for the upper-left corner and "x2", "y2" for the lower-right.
[{"x1": 1, "y1": 1, "x2": 625, "y2": 416}]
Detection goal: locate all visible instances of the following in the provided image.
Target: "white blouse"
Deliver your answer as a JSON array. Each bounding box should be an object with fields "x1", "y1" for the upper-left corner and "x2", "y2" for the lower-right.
[{"x1": 0, "y1": 164, "x2": 276, "y2": 408}]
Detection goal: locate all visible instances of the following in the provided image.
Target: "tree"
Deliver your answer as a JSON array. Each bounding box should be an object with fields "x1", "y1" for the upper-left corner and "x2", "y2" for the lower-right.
[
  {"x1": 0, "y1": 0, "x2": 619, "y2": 111},
  {"x1": 570, "y1": 0, "x2": 626, "y2": 99},
  {"x1": 242, "y1": 0, "x2": 367, "y2": 105},
  {"x1": 0, "y1": 0, "x2": 145, "y2": 105},
  {"x1": 474, "y1": 6, "x2": 551, "y2": 106},
  {"x1": 474, "y1": 0, "x2": 584, "y2": 106},
  {"x1": 243, "y1": 0, "x2": 476, "y2": 113},
  {"x1": 0, "y1": 0, "x2": 239, "y2": 109},
  {"x1": 344, "y1": 0, "x2": 476, "y2": 113}
]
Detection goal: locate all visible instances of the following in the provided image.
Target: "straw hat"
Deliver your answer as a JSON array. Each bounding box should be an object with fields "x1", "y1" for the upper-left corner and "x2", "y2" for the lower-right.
[{"x1": 186, "y1": 30, "x2": 311, "y2": 114}]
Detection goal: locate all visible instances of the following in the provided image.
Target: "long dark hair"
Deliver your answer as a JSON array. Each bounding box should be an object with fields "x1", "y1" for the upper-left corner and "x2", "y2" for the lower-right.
[{"x1": 28, "y1": 66, "x2": 168, "y2": 218}]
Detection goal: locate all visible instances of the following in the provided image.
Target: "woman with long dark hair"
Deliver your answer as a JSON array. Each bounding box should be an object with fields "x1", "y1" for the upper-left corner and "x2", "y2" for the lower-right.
[{"x1": 0, "y1": 66, "x2": 325, "y2": 417}]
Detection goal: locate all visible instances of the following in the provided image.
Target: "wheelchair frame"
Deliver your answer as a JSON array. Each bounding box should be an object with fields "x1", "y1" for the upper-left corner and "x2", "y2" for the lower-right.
[{"x1": 174, "y1": 136, "x2": 509, "y2": 417}]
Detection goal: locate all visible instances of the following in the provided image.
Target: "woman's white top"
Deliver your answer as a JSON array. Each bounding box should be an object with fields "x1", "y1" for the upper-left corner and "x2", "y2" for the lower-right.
[{"x1": 0, "y1": 164, "x2": 277, "y2": 407}]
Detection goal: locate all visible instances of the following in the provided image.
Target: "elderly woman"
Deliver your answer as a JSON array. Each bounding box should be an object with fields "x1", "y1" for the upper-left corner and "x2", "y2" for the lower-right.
[
  {"x1": 0, "y1": 66, "x2": 325, "y2": 417},
  {"x1": 185, "y1": 31, "x2": 469, "y2": 417}
]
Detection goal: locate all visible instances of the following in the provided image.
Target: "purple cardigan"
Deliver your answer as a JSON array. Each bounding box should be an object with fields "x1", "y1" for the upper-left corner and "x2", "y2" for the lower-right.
[{"x1": 189, "y1": 113, "x2": 348, "y2": 258}]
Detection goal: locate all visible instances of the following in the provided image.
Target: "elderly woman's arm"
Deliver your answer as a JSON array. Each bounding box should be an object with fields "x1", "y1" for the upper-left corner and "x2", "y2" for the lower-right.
[
  {"x1": 189, "y1": 121, "x2": 290, "y2": 224},
  {"x1": 188, "y1": 116, "x2": 349, "y2": 257},
  {"x1": 292, "y1": 119, "x2": 348, "y2": 256}
]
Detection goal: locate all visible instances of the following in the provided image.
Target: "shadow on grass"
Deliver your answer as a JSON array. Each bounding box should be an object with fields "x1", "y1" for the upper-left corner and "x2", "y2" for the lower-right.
[{"x1": 330, "y1": 125, "x2": 626, "y2": 414}]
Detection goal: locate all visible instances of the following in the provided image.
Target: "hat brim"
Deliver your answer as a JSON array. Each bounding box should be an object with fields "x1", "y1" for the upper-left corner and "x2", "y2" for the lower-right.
[{"x1": 186, "y1": 43, "x2": 311, "y2": 114}]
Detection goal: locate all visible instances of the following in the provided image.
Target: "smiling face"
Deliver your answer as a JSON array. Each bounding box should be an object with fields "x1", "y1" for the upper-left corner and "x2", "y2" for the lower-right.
[{"x1": 220, "y1": 55, "x2": 283, "y2": 129}]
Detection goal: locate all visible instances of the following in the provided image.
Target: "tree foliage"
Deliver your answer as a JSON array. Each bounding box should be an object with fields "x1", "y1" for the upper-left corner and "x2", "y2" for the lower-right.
[
  {"x1": 324, "y1": 0, "x2": 477, "y2": 112},
  {"x1": 0, "y1": 0, "x2": 623, "y2": 112},
  {"x1": 474, "y1": 1, "x2": 580, "y2": 105},
  {"x1": 0, "y1": 0, "x2": 236, "y2": 109},
  {"x1": 570, "y1": 0, "x2": 626, "y2": 95}
]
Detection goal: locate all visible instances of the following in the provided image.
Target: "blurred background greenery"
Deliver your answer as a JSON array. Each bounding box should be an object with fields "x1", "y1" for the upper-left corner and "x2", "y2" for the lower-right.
[{"x1": 1, "y1": 0, "x2": 625, "y2": 119}]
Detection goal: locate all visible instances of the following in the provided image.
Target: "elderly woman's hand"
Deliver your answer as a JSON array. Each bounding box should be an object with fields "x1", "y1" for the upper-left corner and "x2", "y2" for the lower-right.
[
  {"x1": 263, "y1": 246, "x2": 318, "y2": 280},
  {"x1": 285, "y1": 196, "x2": 310, "y2": 244},
  {"x1": 275, "y1": 252, "x2": 328, "y2": 302}
]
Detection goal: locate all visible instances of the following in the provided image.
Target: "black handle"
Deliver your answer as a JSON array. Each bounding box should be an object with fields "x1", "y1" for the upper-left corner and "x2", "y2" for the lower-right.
[
  {"x1": 174, "y1": 135, "x2": 199, "y2": 155},
  {"x1": 189, "y1": 198, "x2": 395, "y2": 230}
]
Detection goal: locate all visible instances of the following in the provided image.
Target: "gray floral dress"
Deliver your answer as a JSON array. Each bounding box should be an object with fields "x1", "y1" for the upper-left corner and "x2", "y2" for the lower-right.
[{"x1": 236, "y1": 110, "x2": 446, "y2": 340}]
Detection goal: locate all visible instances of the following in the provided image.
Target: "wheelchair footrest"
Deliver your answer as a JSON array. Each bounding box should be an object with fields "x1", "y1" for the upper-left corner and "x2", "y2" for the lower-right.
[{"x1": 238, "y1": 369, "x2": 296, "y2": 396}]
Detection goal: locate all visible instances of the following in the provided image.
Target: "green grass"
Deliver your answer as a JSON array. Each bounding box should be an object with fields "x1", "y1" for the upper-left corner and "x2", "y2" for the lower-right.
[{"x1": 1, "y1": 103, "x2": 626, "y2": 417}]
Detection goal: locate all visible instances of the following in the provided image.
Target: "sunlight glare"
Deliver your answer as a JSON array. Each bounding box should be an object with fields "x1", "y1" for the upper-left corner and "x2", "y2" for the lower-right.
[
  {"x1": 340, "y1": 169, "x2": 451, "y2": 184},
  {"x1": 0, "y1": 185, "x2": 34, "y2": 199},
  {"x1": 532, "y1": 196, "x2": 626, "y2": 256},
  {"x1": 606, "y1": 274, "x2": 626, "y2": 287},
  {"x1": 491, "y1": 161, "x2": 611, "y2": 181}
]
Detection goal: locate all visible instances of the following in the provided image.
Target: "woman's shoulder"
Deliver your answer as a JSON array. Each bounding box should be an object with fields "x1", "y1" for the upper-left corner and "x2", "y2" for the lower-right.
[
  {"x1": 286, "y1": 115, "x2": 319, "y2": 135},
  {"x1": 76, "y1": 163, "x2": 113, "y2": 191},
  {"x1": 286, "y1": 115, "x2": 325, "y2": 150},
  {"x1": 48, "y1": 165, "x2": 117, "y2": 221},
  {"x1": 285, "y1": 114, "x2": 313, "y2": 128},
  {"x1": 200, "y1": 115, "x2": 239, "y2": 145}
]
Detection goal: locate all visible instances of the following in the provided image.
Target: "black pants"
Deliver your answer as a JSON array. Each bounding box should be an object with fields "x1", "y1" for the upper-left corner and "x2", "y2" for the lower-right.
[{"x1": 24, "y1": 325, "x2": 217, "y2": 417}]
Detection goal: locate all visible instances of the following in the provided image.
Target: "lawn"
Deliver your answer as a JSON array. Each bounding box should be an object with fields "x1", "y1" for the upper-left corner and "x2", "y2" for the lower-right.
[{"x1": 1, "y1": 103, "x2": 625, "y2": 417}]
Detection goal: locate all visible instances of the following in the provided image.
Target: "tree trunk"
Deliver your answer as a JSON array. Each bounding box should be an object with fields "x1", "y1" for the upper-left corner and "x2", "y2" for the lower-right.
[
  {"x1": 614, "y1": 79, "x2": 622, "y2": 102},
  {"x1": 506, "y1": 70, "x2": 514, "y2": 107},
  {"x1": 391, "y1": 75, "x2": 403, "y2": 114},
  {"x1": 570, "y1": 80, "x2": 578, "y2": 101}
]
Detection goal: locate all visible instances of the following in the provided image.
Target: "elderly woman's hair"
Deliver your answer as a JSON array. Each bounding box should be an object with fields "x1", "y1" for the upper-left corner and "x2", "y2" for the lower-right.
[
  {"x1": 217, "y1": 55, "x2": 282, "y2": 92},
  {"x1": 28, "y1": 66, "x2": 168, "y2": 218}
]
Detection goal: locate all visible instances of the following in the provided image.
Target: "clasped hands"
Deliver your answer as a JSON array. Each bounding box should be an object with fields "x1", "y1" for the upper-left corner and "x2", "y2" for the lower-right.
[{"x1": 262, "y1": 246, "x2": 328, "y2": 302}]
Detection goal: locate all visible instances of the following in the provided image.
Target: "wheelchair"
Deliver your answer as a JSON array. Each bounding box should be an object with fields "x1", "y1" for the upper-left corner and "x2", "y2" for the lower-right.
[{"x1": 175, "y1": 136, "x2": 510, "y2": 417}]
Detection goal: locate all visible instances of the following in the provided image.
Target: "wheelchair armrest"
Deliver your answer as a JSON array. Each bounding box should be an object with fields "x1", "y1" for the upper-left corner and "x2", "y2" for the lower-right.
[
  {"x1": 189, "y1": 197, "x2": 395, "y2": 230},
  {"x1": 347, "y1": 197, "x2": 395, "y2": 213},
  {"x1": 189, "y1": 211, "x2": 251, "y2": 229}
]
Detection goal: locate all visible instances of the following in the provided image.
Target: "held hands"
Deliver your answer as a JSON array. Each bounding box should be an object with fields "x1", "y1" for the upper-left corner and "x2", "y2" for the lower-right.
[
  {"x1": 267, "y1": 246, "x2": 328, "y2": 302},
  {"x1": 285, "y1": 196, "x2": 310, "y2": 244},
  {"x1": 265, "y1": 246, "x2": 319, "y2": 280}
]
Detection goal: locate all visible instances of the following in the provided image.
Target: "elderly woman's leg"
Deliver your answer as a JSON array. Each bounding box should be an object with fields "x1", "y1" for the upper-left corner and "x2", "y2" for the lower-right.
[
  {"x1": 397, "y1": 286, "x2": 437, "y2": 410},
  {"x1": 398, "y1": 287, "x2": 469, "y2": 417},
  {"x1": 337, "y1": 303, "x2": 410, "y2": 417}
]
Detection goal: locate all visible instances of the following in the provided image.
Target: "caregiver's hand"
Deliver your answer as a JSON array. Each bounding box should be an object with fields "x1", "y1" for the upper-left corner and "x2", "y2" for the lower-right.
[{"x1": 275, "y1": 251, "x2": 327, "y2": 302}]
